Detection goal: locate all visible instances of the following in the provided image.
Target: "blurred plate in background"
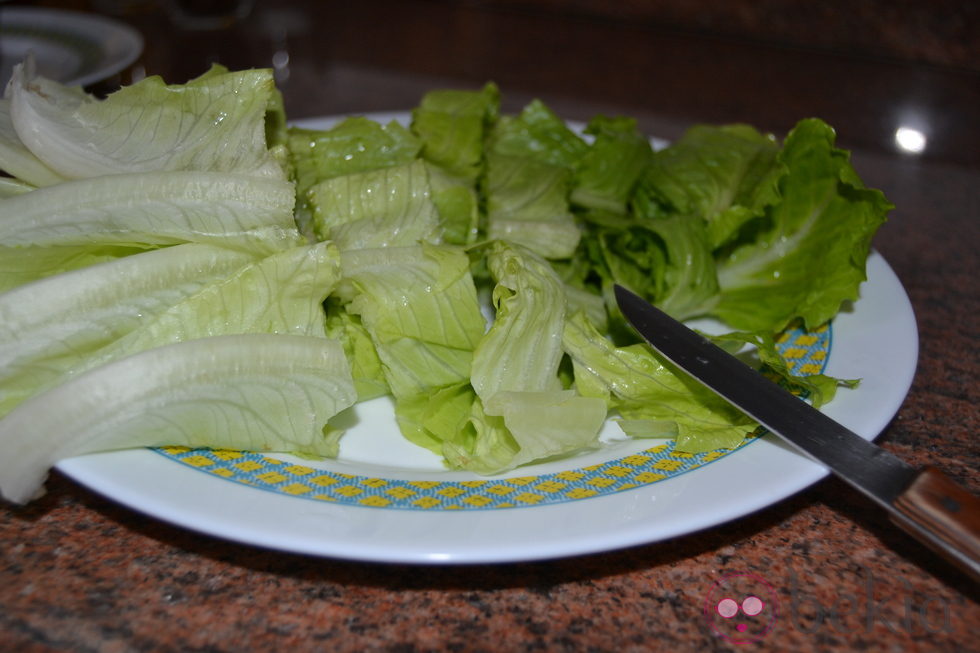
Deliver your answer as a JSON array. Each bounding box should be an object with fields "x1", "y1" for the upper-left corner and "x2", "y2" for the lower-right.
[{"x1": 0, "y1": 6, "x2": 143, "y2": 88}]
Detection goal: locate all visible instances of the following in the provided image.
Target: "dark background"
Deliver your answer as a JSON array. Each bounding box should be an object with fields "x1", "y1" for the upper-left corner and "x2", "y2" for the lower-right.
[{"x1": 10, "y1": 0, "x2": 980, "y2": 167}]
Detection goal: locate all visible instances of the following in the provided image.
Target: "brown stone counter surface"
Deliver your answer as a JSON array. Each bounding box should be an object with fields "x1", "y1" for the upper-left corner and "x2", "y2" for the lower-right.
[{"x1": 1, "y1": 1, "x2": 978, "y2": 651}]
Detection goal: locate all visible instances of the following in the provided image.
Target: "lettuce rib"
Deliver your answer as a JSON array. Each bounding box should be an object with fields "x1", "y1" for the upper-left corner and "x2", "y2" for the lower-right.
[{"x1": 0, "y1": 334, "x2": 356, "y2": 504}]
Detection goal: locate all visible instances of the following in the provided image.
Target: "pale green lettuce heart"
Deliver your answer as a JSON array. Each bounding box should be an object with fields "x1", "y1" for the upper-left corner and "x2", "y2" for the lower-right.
[
  {"x1": 0, "y1": 242, "x2": 340, "y2": 418},
  {"x1": 0, "y1": 97, "x2": 69, "y2": 187},
  {"x1": 0, "y1": 334, "x2": 356, "y2": 504},
  {"x1": 7, "y1": 62, "x2": 284, "y2": 179},
  {"x1": 0, "y1": 171, "x2": 302, "y2": 254}
]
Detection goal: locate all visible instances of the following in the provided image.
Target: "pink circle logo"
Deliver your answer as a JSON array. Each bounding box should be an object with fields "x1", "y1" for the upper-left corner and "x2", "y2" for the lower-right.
[{"x1": 704, "y1": 572, "x2": 778, "y2": 643}]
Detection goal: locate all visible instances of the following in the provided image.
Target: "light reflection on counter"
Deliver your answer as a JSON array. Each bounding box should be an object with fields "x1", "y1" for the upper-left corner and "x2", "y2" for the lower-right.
[{"x1": 894, "y1": 126, "x2": 927, "y2": 154}]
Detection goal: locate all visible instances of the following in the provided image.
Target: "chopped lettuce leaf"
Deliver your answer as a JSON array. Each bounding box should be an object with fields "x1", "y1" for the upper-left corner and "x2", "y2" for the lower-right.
[
  {"x1": 340, "y1": 243, "x2": 486, "y2": 399},
  {"x1": 395, "y1": 381, "x2": 476, "y2": 455},
  {"x1": 307, "y1": 159, "x2": 441, "y2": 249},
  {"x1": 443, "y1": 390, "x2": 605, "y2": 474},
  {"x1": 411, "y1": 82, "x2": 499, "y2": 180},
  {"x1": 288, "y1": 117, "x2": 421, "y2": 187},
  {"x1": 0, "y1": 244, "x2": 258, "y2": 415},
  {"x1": 324, "y1": 301, "x2": 390, "y2": 401},
  {"x1": 484, "y1": 152, "x2": 581, "y2": 259},
  {"x1": 287, "y1": 117, "x2": 421, "y2": 235},
  {"x1": 571, "y1": 115, "x2": 653, "y2": 213},
  {"x1": 425, "y1": 162, "x2": 480, "y2": 246},
  {"x1": 472, "y1": 241, "x2": 567, "y2": 397},
  {"x1": 487, "y1": 99, "x2": 588, "y2": 169},
  {"x1": 562, "y1": 312, "x2": 754, "y2": 452},
  {"x1": 633, "y1": 124, "x2": 782, "y2": 249},
  {"x1": 590, "y1": 215, "x2": 720, "y2": 324},
  {"x1": 454, "y1": 242, "x2": 606, "y2": 472}
]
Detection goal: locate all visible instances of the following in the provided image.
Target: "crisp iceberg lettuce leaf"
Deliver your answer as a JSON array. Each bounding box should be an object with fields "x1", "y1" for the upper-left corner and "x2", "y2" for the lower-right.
[
  {"x1": 633, "y1": 124, "x2": 782, "y2": 249},
  {"x1": 99, "y1": 241, "x2": 339, "y2": 347},
  {"x1": 307, "y1": 159, "x2": 441, "y2": 249},
  {"x1": 571, "y1": 115, "x2": 653, "y2": 214},
  {"x1": 7, "y1": 62, "x2": 285, "y2": 179},
  {"x1": 482, "y1": 99, "x2": 589, "y2": 259},
  {"x1": 411, "y1": 82, "x2": 499, "y2": 180},
  {"x1": 0, "y1": 334, "x2": 356, "y2": 504},
  {"x1": 0, "y1": 171, "x2": 301, "y2": 254},
  {"x1": 440, "y1": 398, "x2": 514, "y2": 473},
  {"x1": 484, "y1": 390, "x2": 606, "y2": 467},
  {"x1": 340, "y1": 243, "x2": 486, "y2": 399},
  {"x1": 0, "y1": 97, "x2": 68, "y2": 187},
  {"x1": 484, "y1": 152, "x2": 581, "y2": 259},
  {"x1": 485, "y1": 99, "x2": 656, "y2": 259},
  {"x1": 0, "y1": 242, "x2": 339, "y2": 417},
  {"x1": 714, "y1": 119, "x2": 892, "y2": 331}
]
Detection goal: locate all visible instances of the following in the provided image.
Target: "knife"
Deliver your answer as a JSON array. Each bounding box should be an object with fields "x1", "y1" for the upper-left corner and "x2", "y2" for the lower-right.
[{"x1": 614, "y1": 284, "x2": 980, "y2": 583}]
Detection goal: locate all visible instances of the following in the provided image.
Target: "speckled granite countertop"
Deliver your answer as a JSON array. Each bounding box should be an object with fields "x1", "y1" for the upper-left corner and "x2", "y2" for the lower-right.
[{"x1": 2, "y1": 1, "x2": 978, "y2": 651}]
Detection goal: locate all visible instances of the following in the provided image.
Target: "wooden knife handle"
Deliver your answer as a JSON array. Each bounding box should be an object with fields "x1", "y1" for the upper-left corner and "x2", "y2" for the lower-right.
[{"x1": 891, "y1": 466, "x2": 980, "y2": 583}]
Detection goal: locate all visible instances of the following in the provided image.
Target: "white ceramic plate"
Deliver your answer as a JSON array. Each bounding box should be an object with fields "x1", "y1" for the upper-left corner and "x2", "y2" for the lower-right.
[
  {"x1": 0, "y1": 7, "x2": 143, "y2": 88},
  {"x1": 55, "y1": 115, "x2": 918, "y2": 564}
]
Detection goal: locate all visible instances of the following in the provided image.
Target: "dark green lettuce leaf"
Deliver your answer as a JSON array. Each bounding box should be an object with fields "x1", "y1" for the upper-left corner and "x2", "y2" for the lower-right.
[
  {"x1": 713, "y1": 119, "x2": 892, "y2": 331},
  {"x1": 571, "y1": 115, "x2": 653, "y2": 214}
]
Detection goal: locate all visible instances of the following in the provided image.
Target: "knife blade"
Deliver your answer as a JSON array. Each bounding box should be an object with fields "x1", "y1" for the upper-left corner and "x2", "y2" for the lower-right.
[{"x1": 614, "y1": 284, "x2": 980, "y2": 583}]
